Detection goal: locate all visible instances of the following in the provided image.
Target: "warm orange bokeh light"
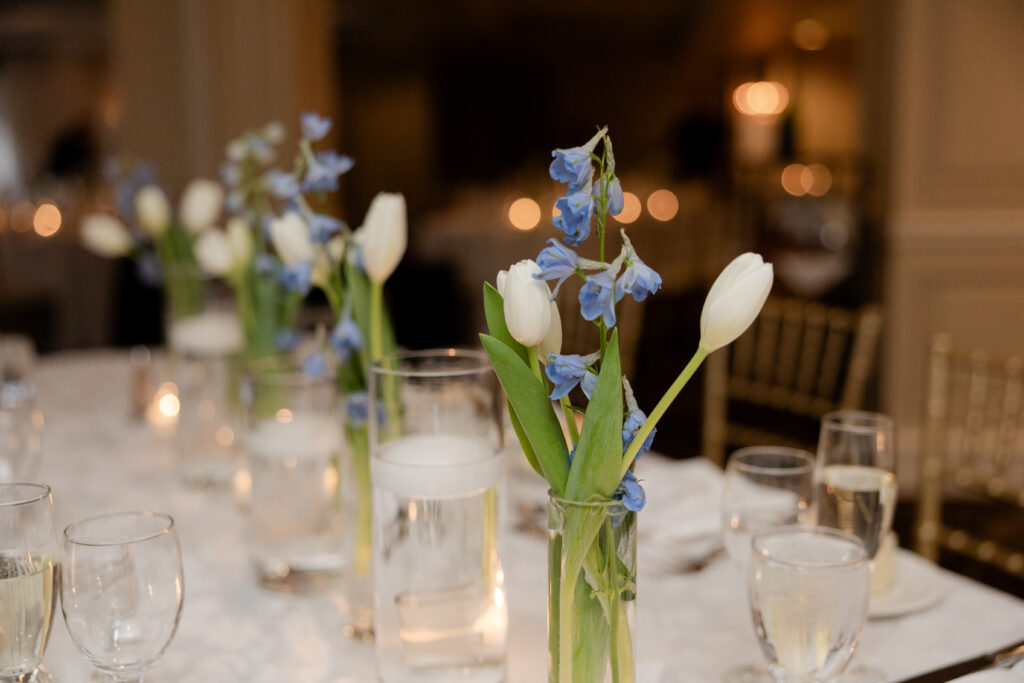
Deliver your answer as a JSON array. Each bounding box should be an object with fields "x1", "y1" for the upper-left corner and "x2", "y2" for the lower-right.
[
  {"x1": 781, "y1": 163, "x2": 833, "y2": 197},
  {"x1": 508, "y1": 197, "x2": 541, "y2": 231},
  {"x1": 733, "y1": 81, "x2": 790, "y2": 117},
  {"x1": 33, "y1": 203, "x2": 62, "y2": 237},
  {"x1": 613, "y1": 192, "x2": 642, "y2": 224},
  {"x1": 11, "y1": 201, "x2": 34, "y2": 233},
  {"x1": 646, "y1": 190, "x2": 679, "y2": 222}
]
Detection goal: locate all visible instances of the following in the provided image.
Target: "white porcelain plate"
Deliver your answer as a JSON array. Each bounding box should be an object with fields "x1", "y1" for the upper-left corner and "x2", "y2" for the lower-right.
[{"x1": 869, "y1": 549, "x2": 947, "y2": 619}]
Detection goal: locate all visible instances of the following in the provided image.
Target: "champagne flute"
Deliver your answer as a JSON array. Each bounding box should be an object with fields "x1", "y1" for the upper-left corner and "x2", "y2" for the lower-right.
[
  {"x1": 0, "y1": 483, "x2": 58, "y2": 683},
  {"x1": 721, "y1": 447, "x2": 816, "y2": 683},
  {"x1": 61, "y1": 512, "x2": 184, "y2": 683},
  {"x1": 748, "y1": 525, "x2": 870, "y2": 682},
  {"x1": 815, "y1": 411, "x2": 897, "y2": 560}
]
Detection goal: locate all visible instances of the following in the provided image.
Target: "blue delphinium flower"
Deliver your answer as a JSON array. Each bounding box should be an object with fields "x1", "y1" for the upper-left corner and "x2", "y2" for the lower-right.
[
  {"x1": 303, "y1": 151, "x2": 354, "y2": 193},
  {"x1": 255, "y1": 253, "x2": 279, "y2": 275},
  {"x1": 220, "y1": 161, "x2": 242, "y2": 188},
  {"x1": 618, "y1": 255, "x2": 662, "y2": 303},
  {"x1": 545, "y1": 354, "x2": 590, "y2": 400},
  {"x1": 279, "y1": 260, "x2": 312, "y2": 294},
  {"x1": 307, "y1": 212, "x2": 345, "y2": 243},
  {"x1": 549, "y1": 146, "x2": 593, "y2": 192},
  {"x1": 346, "y1": 391, "x2": 387, "y2": 428},
  {"x1": 535, "y1": 239, "x2": 579, "y2": 297},
  {"x1": 615, "y1": 470, "x2": 646, "y2": 512},
  {"x1": 301, "y1": 112, "x2": 332, "y2": 142},
  {"x1": 265, "y1": 169, "x2": 300, "y2": 199},
  {"x1": 606, "y1": 176, "x2": 624, "y2": 216},
  {"x1": 579, "y1": 269, "x2": 617, "y2": 328},
  {"x1": 622, "y1": 408, "x2": 656, "y2": 458},
  {"x1": 330, "y1": 309, "x2": 363, "y2": 360},
  {"x1": 275, "y1": 328, "x2": 301, "y2": 352},
  {"x1": 302, "y1": 351, "x2": 328, "y2": 378},
  {"x1": 581, "y1": 370, "x2": 598, "y2": 399},
  {"x1": 553, "y1": 191, "x2": 594, "y2": 246}
]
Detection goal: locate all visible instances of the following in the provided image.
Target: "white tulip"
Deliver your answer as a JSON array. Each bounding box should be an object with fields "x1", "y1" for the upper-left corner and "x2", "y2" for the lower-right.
[
  {"x1": 699, "y1": 252, "x2": 774, "y2": 352},
  {"x1": 326, "y1": 234, "x2": 345, "y2": 263},
  {"x1": 496, "y1": 269, "x2": 508, "y2": 297},
  {"x1": 179, "y1": 179, "x2": 224, "y2": 234},
  {"x1": 269, "y1": 211, "x2": 314, "y2": 266},
  {"x1": 502, "y1": 259, "x2": 552, "y2": 348},
  {"x1": 538, "y1": 300, "x2": 562, "y2": 359},
  {"x1": 134, "y1": 185, "x2": 171, "y2": 236},
  {"x1": 81, "y1": 214, "x2": 133, "y2": 257},
  {"x1": 226, "y1": 217, "x2": 252, "y2": 266},
  {"x1": 194, "y1": 230, "x2": 234, "y2": 276},
  {"x1": 359, "y1": 192, "x2": 407, "y2": 283}
]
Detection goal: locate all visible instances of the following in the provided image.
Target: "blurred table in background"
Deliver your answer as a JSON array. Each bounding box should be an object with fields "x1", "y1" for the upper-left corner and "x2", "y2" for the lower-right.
[{"x1": 33, "y1": 350, "x2": 1024, "y2": 682}]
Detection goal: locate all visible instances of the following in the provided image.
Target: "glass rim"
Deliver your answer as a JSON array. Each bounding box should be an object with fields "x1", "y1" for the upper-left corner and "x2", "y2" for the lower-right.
[
  {"x1": 728, "y1": 446, "x2": 816, "y2": 475},
  {"x1": 64, "y1": 511, "x2": 175, "y2": 547},
  {"x1": 373, "y1": 443, "x2": 504, "y2": 470},
  {"x1": 0, "y1": 482, "x2": 51, "y2": 507},
  {"x1": 370, "y1": 348, "x2": 492, "y2": 378},
  {"x1": 243, "y1": 362, "x2": 336, "y2": 387},
  {"x1": 821, "y1": 410, "x2": 894, "y2": 434},
  {"x1": 547, "y1": 489, "x2": 629, "y2": 511},
  {"x1": 751, "y1": 524, "x2": 868, "y2": 569}
]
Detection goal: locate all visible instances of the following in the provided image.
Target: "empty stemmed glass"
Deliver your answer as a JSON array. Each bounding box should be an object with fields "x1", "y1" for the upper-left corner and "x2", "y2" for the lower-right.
[
  {"x1": 60, "y1": 512, "x2": 184, "y2": 682},
  {"x1": 748, "y1": 526, "x2": 870, "y2": 682},
  {"x1": 0, "y1": 483, "x2": 58, "y2": 683}
]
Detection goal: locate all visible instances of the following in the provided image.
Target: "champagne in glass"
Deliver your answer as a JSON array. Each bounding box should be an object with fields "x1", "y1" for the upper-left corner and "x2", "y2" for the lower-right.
[
  {"x1": 815, "y1": 411, "x2": 897, "y2": 559},
  {"x1": 749, "y1": 526, "x2": 870, "y2": 682},
  {"x1": 0, "y1": 483, "x2": 58, "y2": 681}
]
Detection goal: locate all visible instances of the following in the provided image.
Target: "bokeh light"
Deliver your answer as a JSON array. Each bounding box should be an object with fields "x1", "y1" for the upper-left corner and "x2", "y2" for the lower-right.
[
  {"x1": 33, "y1": 203, "x2": 62, "y2": 237},
  {"x1": 781, "y1": 163, "x2": 833, "y2": 197},
  {"x1": 732, "y1": 81, "x2": 790, "y2": 117},
  {"x1": 792, "y1": 18, "x2": 829, "y2": 51},
  {"x1": 613, "y1": 192, "x2": 642, "y2": 224},
  {"x1": 508, "y1": 197, "x2": 541, "y2": 231},
  {"x1": 646, "y1": 190, "x2": 679, "y2": 222},
  {"x1": 11, "y1": 201, "x2": 34, "y2": 232},
  {"x1": 805, "y1": 163, "x2": 833, "y2": 196}
]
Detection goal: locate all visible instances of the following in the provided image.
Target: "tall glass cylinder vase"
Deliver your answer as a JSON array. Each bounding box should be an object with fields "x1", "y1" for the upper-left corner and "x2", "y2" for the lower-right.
[
  {"x1": 370, "y1": 349, "x2": 507, "y2": 683},
  {"x1": 242, "y1": 364, "x2": 347, "y2": 591},
  {"x1": 163, "y1": 264, "x2": 245, "y2": 487},
  {"x1": 547, "y1": 492, "x2": 637, "y2": 683}
]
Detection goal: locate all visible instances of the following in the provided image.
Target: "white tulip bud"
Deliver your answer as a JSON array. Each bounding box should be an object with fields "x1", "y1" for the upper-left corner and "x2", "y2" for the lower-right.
[
  {"x1": 81, "y1": 214, "x2": 133, "y2": 257},
  {"x1": 326, "y1": 234, "x2": 345, "y2": 263},
  {"x1": 179, "y1": 179, "x2": 224, "y2": 234},
  {"x1": 538, "y1": 300, "x2": 562, "y2": 359},
  {"x1": 194, "y1": 229, "x2": 233, "y2": 277},
  {"x1": 226, "y1": 217, "x2": 252, "y2": 266},
  {"x1": 134, "y1": 185, "x2": 171, "y2": 236},
  {"x1": 311, "y1": 249, "x2": 332, "y2": 288},
  {"x1": 502, "y1": 259, "x2": 552, "y2": 347},
  {"x1": 359, "y1": 192, "x2": 407, "y2": 283},
  {"x1": 269, "y1": 211, "x2": 314, "y2": 266},
  {"x1": 496, "y1": 270, "x2": 508, "y2": 297},
  {"x1": 699, "y1": 252, "x2": 774, "y2": 352}
]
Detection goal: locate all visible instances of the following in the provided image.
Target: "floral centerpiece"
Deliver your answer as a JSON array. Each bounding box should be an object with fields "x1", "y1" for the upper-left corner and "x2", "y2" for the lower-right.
[{"x1": 480, "y1": 128, "x2": 773, "y2": 681}]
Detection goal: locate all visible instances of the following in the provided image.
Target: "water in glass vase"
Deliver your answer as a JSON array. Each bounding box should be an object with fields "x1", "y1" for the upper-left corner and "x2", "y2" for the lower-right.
[
  {"x1": 373, "y1": 434, "x2": 506, "y2": 683},
  {"x1": 0, "y1": 553, "x2": 57, "y2": 677},
  {"x1": 817, "y1": 465, "x2": 897, "y2": 558}
]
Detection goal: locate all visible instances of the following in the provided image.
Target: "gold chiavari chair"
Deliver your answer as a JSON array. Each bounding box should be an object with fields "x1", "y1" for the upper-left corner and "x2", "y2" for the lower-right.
[
  {"x1": 702, "y1": 297, "x2": 883, "y2": 467},
  {"x1": 915, "y1": 334, "x2": 1024, "y2": 582}
]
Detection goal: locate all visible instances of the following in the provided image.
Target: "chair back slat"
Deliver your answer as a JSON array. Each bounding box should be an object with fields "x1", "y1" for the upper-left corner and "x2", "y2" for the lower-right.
[
  {"x1": 774, "y1": 301, "x2": 804, "y2": 389},
  {"x1": 816, "y1": 310, "x2": 850, "y2": 400},
  {"x1": 754, "y1": 302, "x2": 781, "y2": 385},
  {"x1": 795, "y1": 304, "x2": 827, "y2": 395}
]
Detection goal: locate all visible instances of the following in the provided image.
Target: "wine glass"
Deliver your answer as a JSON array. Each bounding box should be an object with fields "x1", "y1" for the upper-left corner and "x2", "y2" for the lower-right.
[
  {"x1": 0, "y1": 483, "x2": 58, "y2": 683},
  {"x1": 748, "y1": 525, "x2": 870, "y2": 682},
  {"x1": 721, "y1": 447, "x2": 816, "y2": 571},
  {"x1": 815, "y1": 411, "x2": 897, "y2": 560},
  {"x1": 721, "y1": 447, "x2": 816, "y2": 683},
  {"x1": 61, "y1": 512, "x2": 184, "y2": 682}
]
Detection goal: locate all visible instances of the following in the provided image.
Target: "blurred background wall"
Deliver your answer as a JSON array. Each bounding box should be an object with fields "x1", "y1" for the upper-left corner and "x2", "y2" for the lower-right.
[{"x1": 0, "y1": 0, "x2": 1021, "y2": 464}]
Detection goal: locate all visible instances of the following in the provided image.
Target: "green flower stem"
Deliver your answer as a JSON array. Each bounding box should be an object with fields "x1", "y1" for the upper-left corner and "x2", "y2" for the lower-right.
[
  {"x1": 347, "y1": 424, "x2": 373, "y2": 576},
  {"x1": 559, "y1": 395, "x2": 580, "y2": 445},
  {"x1": 528, "y1": 346, "x2": 544, "y2": 385},
  {"x1": 620, "y1": 345, "x2": 709, "y2": 476}
]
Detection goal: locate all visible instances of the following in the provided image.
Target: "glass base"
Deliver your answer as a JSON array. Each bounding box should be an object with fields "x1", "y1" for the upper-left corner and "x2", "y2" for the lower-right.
[
  {"x1": 838, "y1": 665, "x2": 885, "y2": 682},
  {"x1": 721, "y1": 663, "x2": 772, "y2": 682},
  {"x1": 343, "y1": 622, "x2": 375, "y2": 643},
  {"x1": 254, "y1": 557, "x2": 344, "y2": 593}
]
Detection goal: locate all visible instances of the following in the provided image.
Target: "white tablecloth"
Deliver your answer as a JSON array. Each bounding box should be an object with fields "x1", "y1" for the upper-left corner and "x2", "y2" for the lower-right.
[{"x1": 31, "y1": 350, "x2": 1024, "y2": 682}]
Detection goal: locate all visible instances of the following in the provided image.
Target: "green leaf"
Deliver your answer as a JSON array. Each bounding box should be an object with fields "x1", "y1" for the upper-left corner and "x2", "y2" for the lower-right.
[
  {"x1": 480, "y1": 333, "x2": 568, "y2": 495},
  {"x1": 482, "y1": 283, "x2": 528, "y2": 364},
  {"x1": 344, "y1": 261, "x2": 397, "y2": 382},
  {"x1": 507, "y1": 399, "x2": 544, "y2": 479},
  {"x1": 566, "y1": 329, "x2": 623, "y2": 500}
]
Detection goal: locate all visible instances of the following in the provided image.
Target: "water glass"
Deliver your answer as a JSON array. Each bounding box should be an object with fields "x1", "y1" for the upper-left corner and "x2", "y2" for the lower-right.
[
  {"x1": 0, "y1": 483, "x2": 57, "y2": 682},
  {"x1": 370, "y1": 349, "x2": 507, "y2": 683},
  {"x1": 721, "y1": 447, "x2": 816, "y2": 571},
  {"x1": 749, "y1": 525, "x2": 870, "y2": 682},
  {"x1": 61, "y1": 511, "x2": 184, "y2": 682},
  {"x1": 816, "y1": 411, "x2": 897, "y2": 559},
  {"x1": 242, "y1": 365, "x2": 347, "y2": 591},
  {"x1": 1, "y1": 336, "x2": 43, "y2": 482}
]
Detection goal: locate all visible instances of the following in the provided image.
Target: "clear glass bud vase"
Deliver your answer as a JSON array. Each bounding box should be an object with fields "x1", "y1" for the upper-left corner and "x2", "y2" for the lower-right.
[{"x1": 547, "y1": 493, "x2": 637, "y2": 683}]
